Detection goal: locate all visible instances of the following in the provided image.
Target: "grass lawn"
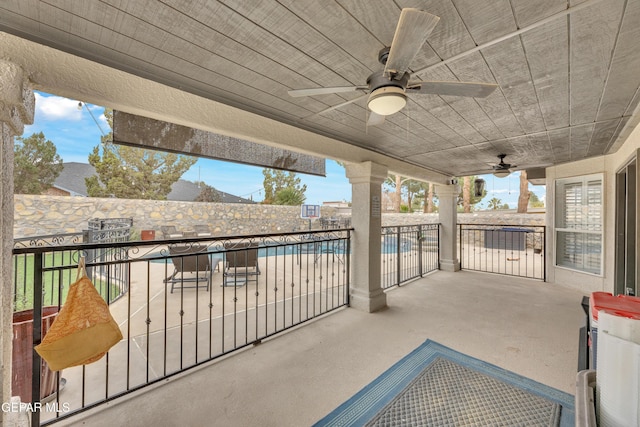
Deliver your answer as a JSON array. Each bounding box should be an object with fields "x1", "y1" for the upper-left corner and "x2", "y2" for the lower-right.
[{"x1": 13, "y1": 251, "x2": 124, "y2": 312}]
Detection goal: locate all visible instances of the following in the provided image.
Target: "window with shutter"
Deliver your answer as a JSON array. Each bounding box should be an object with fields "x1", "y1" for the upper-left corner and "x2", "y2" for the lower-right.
[{"x1": 555, "y1": 174, "x2": 603, "y2": 275}]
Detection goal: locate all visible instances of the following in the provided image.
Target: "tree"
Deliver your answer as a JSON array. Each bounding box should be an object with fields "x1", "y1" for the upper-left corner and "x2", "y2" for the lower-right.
[
  {"x1": 195, "y1": 182, "x2": 222, "y2": 202},
  {"x1": 424, "y1": 182, "x2": 436, "y2": 213},
  {"x1": 13, "y1": 132, "x2": 63, "y2": 194},
  {"x1": 394, "y1": 174, "x2": 402, "y2": 212},
  {"x1": 384, "y1": 174, "x2": 404, "y2": 212},
  {"x1": 529, "y1": 191, "x2": 544, "y2": 208},
  {"x1": 488, "y1": 197, "x2": 503, "y2": 210},
  {"x1": 262, "y1": 168, "x2": 307, "y2": 205},
  {"x1": 517, "y1": 171, "x2": 530, "y2": 213},
  {"x1": 273, "y1": 187, "x2": 306, "y2": 205},
  {"x1": 412, "y1": 186, "x2": 429, "y2": 212},
  {"x1": 458, "y1": 176, "x2": 486, "y2": 212},
  {"x1": 385, "y1": 175, "x2": 428, "y2": 213},
  {"x1": 462, "y1": 176, "x2": 472, "y2": 213},
  {"x1": 86, "y1": 109, "x2": 197, "y2": 199},
  {"x1": 404, "y1": 180, "x2": 424, "y2": 213}
]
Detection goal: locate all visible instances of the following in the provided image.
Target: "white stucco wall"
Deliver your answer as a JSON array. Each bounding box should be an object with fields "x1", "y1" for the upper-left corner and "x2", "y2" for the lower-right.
[{"x1": 546, "y1": 124, "x2": 640, "y2": 294}]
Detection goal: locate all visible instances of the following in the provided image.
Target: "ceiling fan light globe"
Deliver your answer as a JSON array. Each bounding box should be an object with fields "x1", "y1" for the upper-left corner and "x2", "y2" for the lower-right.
[
  {"x1": 367, "y1": 87, "x2": 407, "y2": 116},
  {"x1": 493, "y1": 170, "x2": 510, "y2": 178}
]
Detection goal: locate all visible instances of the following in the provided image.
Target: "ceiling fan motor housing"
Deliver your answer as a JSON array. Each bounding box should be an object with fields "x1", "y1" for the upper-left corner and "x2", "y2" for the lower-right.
[
  {"x1": 492, "y1": 154, "x2": 511, "y2": 170},
  {"x1": 378, "y1": 47, "x2": 391, "y2": 65},
  {"x1": 367, "y1": 72, "x2": 410, "y2": 115},
  {"x1": 367, "y1": 71, "x2": 409, "y2": 90}
]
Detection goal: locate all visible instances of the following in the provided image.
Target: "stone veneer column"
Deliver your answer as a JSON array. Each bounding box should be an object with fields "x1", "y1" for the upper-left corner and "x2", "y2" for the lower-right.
[
  {"x1": 0, "y1": 60, "x2": 34, "y2": 420},
  {"x1": 436, "y1": 183, "x2": 461, "y2": 272},
  {"x1": 345, "y1": 161, "x2": 388, "y2": 312}
]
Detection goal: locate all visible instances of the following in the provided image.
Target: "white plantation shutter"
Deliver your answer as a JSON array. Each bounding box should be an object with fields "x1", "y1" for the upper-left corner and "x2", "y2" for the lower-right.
[
  {"x1": 555, "y1": 175, "x2": 603, "y2": 275},
  {"x1": 586, "y1": 179, "x2": 602, "y2": 231},
  {"x1": 564, "y1": 182, "x2": 581, "y2": 228}
]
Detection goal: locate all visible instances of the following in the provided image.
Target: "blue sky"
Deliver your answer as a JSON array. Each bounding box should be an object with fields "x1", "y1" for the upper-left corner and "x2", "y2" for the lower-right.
[{"x1": 22, "y1": 92, "x2": 544, "y2": 208}]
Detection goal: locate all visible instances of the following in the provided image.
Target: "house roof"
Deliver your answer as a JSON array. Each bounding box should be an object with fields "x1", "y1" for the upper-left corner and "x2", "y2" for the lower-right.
[
  {"x1": 52, "y1": 162, "x2": 96, "y2": 197},
  {"x1": 52, "y1": 162, "x2": 254, "y2": 204},
  {"x1": 167, "y1": 179, "x2": 255, "y2": 204},
  {"x1": 2, "y1": 1, "x2": 639, "y2": 180}
]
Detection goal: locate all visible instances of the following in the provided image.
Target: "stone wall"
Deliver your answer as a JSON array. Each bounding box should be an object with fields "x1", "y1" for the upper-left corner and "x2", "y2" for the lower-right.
[
  {"x1": 381, "y1": 211, "x2": 545, "y2": 227},
  {"x1": 13, "y1": 195, "x2": 337, "y2": 239},
  {"x1": 13, "y1": 195, "x2": 545, "y2": 240}
]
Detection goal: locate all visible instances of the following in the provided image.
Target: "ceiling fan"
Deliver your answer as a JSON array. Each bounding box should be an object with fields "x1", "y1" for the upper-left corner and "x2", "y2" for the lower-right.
[
  {"x1": 288, "y1": 8, "x2": 499, "y2": 126},
  {"x1": 489, "y1": 154, "x2": 515, "y2": 178},
  {"x1": 458, "y1": 154, "x2": 516, "y2": 178},
  {"x1": 462, "y1": 154, "x2": 549, "y2": 178}
]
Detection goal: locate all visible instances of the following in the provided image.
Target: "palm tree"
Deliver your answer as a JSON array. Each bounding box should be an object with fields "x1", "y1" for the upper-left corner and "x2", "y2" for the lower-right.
[
  {"x1": 462, "y1": 176, "x2": 471, "y2": 212},
  {"x1": 517, "y1": 171, "x2": 530, "y2": 213},
  {"x1": 423, "y1": 182, "x2": 435, "y2": 213},
  {"x1": 488, "y1": 197, "x2": 503, "y2": 210},
  {"x1": 273, "y1": 187, "x2": 306, "y2": 205}
]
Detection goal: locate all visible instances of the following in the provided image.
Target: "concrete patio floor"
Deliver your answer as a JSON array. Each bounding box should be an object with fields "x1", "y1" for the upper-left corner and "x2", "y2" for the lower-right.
[{"x1": 60, "y1": 270, "x2": 587, "y2": 427}]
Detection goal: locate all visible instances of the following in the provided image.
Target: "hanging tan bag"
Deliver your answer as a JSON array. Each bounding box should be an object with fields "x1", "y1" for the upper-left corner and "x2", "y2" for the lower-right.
[{"x1": 35, "y1": 257, "x2": 123, "y2": 371}]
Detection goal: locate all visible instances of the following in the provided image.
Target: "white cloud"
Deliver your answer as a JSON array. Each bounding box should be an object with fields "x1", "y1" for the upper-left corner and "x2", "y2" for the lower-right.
[
  {"x1": 490, "y1": 189, "x2": 511, "y2": 194},
  {"x1": 35, "y1": 93, "x2": 83, "y2": 121},
  {"x1": 97, "y1": 111, "x2": 108, "y2": 128}
]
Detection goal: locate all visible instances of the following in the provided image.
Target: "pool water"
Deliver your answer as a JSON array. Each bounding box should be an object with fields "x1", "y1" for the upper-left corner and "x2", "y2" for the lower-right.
[{"x1": 140, "y1": 236, "x2": 423, "y2": 263}]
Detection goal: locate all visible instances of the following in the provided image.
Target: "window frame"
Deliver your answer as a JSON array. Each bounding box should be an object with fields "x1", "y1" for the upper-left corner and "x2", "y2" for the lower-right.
[{"x1": 554, "y1": 173, "x2": 604, "y2": 276}]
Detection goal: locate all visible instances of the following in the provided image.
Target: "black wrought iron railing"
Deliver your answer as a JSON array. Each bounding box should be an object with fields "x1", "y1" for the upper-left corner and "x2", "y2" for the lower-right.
[
  {"x1": 12, "y1": 221, "x2": 548, "y2": 425},
  {"x1": 13, "y1": 221, "x2": 133, "y2": 312},
  {"x1": 380, "y1": 224, "x2": 439, "y2": 289},
  {"x1": 458, "y1": 224, "x2": 546, "y2": 280},
  {"x1": 12, "y1": 229, "x2": 350, "y2": 425}
]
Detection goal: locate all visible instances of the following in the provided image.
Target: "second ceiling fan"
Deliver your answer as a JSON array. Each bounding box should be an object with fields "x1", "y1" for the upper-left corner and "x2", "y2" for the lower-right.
[{"x1": 288, "y1": 8, "x2": 499, "y2": 126}]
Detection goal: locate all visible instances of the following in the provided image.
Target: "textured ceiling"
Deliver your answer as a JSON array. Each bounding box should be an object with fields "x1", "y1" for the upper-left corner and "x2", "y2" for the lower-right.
[{"x1": 1, "y1": 0, "x2": 639, "y2": 177}]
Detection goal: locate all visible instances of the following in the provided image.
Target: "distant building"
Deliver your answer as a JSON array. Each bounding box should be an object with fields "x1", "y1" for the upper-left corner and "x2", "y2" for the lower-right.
[
  {"x1": 322, "y1": 200, "x2": 351, "y2": 216},
  {"x1": 46, "y1": 162, "x2": 255, "y2": 203},
  {"x1": 322, "y1": 201, "x2": 349, "y2": 208},
  {"x1": 44, "y1": 162, "x2": 94, "y2": 197}
]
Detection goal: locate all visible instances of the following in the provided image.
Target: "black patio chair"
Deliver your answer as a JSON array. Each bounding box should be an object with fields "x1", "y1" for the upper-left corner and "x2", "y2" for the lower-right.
[
  {"x1": 194, "y1": 224, "x2": 213, "y2": 237},
  {"x1": 164, "y1": 244, "x2": 216, "y2": 293},
  {"x1": 296, "y1": 236, "x2": 345, "y2": 265},
  {"x1": 223, "y1": 242, "x2": 261, "y2": 287},
  {"x1": 160, "y1": 225, "x2": 184, "y2": 239}
]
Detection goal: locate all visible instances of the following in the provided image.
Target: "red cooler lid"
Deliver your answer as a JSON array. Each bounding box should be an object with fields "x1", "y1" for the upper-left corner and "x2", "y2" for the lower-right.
[{"x1": 590, "y1": 291, "x2": 640, "y2": 321}]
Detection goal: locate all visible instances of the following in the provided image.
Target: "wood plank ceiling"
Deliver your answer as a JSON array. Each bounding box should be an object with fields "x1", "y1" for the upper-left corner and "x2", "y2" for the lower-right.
[{"x1": 1, "y1": 0, "x2": 639, "y2": 177}]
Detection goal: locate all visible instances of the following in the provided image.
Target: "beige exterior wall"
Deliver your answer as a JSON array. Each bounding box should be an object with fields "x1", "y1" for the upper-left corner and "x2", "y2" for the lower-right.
[{"x1": 546, "y1": 124, "x2": 640, "y2": 294}]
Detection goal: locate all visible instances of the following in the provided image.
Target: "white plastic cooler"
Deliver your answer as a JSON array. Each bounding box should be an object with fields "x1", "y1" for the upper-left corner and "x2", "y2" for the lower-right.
[
  {"x1": 589, "y1": 292, "x2": 640, "y2": 369},
  {"x1": 596, "y1": 310, "x2": 640, "y2": 427}
]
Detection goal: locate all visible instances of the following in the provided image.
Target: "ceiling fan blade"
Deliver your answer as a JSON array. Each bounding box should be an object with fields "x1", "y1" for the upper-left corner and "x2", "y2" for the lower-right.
[
  {"x1": 462, "y1": 163, "x2": 551, "y2": 177},
  {"x1": 301, "y1": 93, "x2": 369, "y2": 121},
  {"x1": 459, "y1": 169, "x2": 495, "y2": 177},
  {"x1": 367, "y1": 112, "x2": 386, "y2": 127},
  {"x1": 407, "y1": 81, "x2": 498, "y2": 98},
  {"x1": 384, "y1": 9, "x2": 440, "y2": 77},
  {"x1": 512, "y1": 163, "x2": 552, "y2": 171},
  {"x1": 288, "y1": 86, "x2": 368, "y2": 98}
]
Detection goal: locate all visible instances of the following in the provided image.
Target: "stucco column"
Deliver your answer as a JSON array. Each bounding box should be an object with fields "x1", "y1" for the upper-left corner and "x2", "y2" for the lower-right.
[
  {"x1": 345, "y1": 161, "x2": 388, "y2": 312},
  {"x1": 436, "y1": 183, "x2": 461, "y2": 272},
  {"x1": 0, "y1": 60, "x2": 35, "y2": 419}
]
